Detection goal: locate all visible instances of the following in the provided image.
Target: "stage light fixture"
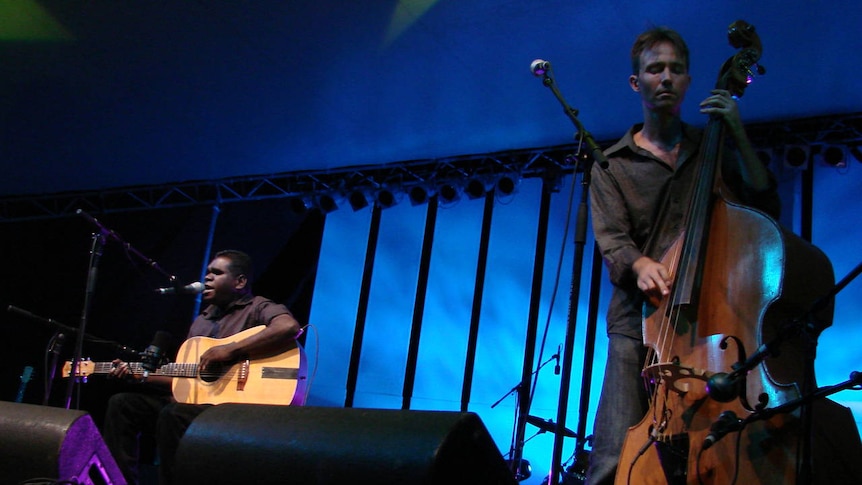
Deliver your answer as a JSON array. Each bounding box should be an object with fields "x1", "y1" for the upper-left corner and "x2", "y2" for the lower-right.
[
  {"x1": 438, "y1": 182, "x2": 460, "y2": 204},
  {"x1": 496, "y1": 174, "x2": 519, "y2": 196},
  {"x1": 348, "y1": 189, "x2": 370, "y2": 211},
  {"x1": 375, "y1": 188, "x2": 398, "y2": 209},
  {"x1": 818, "y1": 145, "x2": 846, "y2": 167},
  {"x1": 289, "y1": 196, "x2": 313, "y2": 214},
  {"x1": 408, "y1": 185, "x2": 431, "y2": 206},
  {"x1": 464, "y1": 178, "x2": 489, "y2": 199},
  {"x1": 783, "y1": 145, "x2": 809, "y2": 169},
  {"x1": 316, "y1": 193, "x2": 339, "y2": 214},
  {"x1": 755, "y1": 148, "x2": 773, "y2": 167}
]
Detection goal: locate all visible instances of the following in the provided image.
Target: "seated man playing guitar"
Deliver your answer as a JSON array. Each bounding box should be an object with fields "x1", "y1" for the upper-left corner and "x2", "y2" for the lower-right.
[{"x1": 102, "y1": 249, "x2": 305, "y2": 485}]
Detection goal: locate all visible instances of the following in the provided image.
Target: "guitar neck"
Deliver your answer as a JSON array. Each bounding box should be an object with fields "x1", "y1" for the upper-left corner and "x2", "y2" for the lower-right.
[{"x1": 88, "y1": 361, "x2": 199, "y2": 378}]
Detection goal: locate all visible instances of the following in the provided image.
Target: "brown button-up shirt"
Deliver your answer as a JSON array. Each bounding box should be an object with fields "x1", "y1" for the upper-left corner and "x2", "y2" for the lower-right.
[{"x1": 590, "y1": 123, "x2": 780, "y2": 338}]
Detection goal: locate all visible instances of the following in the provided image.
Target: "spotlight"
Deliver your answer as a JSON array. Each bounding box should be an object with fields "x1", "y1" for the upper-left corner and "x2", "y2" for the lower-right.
[
  {"x1": 783, "y1": 145, "x2": 809, "y2": 169},
  {"x1": 289, "y1": 196, "x2": 312, "y2": 214},
  {"x1": 464, "y1": 178, "x2": 487, "y2": 199},
  {"x1": 818, "y1": 145, "x2": 846, "y2": 167},
  {"x1": 496, "y1": 174, "x2": 518, "y2": 196},
  {"x1": 375, "y1": 188, "x2": 398, "y2": 209},
  {"x1": 438, "y1": 182, "x2": 460, "y2": 204},
  {"x1": 348, "y1": 189, "x2": 370, "y2": 211},
  {"x1": 316, "y1": 193, "x2": 338, "y2": 214},
  {"x1": 755, "y1": 148, "x2": 773, "y2": 167},
  {"x1": 408, "y1": 185, "x2": 431, "y2": 206}
]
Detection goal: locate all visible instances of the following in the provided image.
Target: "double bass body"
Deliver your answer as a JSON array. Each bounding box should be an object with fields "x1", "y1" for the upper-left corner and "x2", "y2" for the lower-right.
[
  {"x1": 613, "y1": 20, "x2": 838, "y2": 485},
  {"x1": 616, "y1": 195, "x2": 834, "y2": 484}
]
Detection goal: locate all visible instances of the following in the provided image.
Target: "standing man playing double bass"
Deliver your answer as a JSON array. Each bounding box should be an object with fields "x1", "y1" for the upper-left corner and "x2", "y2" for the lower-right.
[{"x1": 584, "y1": 27, "x2": 780, "y2": 484}]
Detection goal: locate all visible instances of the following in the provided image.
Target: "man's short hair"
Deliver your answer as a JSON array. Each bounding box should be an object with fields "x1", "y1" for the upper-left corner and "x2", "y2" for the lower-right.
[
  {"x1": 214, "y1": 249, "x2": 253, "y2": 280},
  {"x1": 630, "y1": 27, "x2": 690, "y2": 75}
]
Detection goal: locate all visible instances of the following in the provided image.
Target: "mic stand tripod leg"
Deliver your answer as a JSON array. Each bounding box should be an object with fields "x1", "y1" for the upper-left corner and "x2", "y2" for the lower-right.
[{"x1": 42, "y1": 331, "x2": 65, "y2": 405}]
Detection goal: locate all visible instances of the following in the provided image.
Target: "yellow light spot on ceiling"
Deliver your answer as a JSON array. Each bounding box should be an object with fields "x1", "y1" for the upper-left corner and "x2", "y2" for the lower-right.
[
  {"x1": 383, "y1": 0, "x2": 439, "y2": 47},
  {"x1": 0, "y1": 0, "x2": 73, "y2": 41}
]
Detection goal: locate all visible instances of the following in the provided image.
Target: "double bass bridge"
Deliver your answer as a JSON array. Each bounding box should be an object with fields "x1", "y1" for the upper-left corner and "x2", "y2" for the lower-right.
[{"x1": 643, "y1": 362, "x2": 710, "y2": 395}]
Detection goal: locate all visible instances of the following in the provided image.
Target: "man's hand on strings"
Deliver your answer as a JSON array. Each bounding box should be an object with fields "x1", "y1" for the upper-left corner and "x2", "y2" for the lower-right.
[
  {"x1": 633, "y1": 256, "x2": 673, "y2": 299},
  {"x1": 108, "y1": 359, "x2": 135, "y2": 380},
  {"x1": 199, "y1": 344, "x2": 238, "y2": 371}
]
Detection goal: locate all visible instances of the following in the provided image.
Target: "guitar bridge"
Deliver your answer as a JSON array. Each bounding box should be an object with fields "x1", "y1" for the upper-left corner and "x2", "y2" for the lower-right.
[
  {"x1": 236, "y1": 359, "x2": 250, "y2": 391},
  {"x1": 643, "y1": 362, "x2": 709, "y2": 395}
]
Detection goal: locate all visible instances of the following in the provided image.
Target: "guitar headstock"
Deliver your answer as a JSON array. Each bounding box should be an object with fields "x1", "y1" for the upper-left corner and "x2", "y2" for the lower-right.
[{"x1": 62, "y1": 360, "x2": 95, "y2": 378}]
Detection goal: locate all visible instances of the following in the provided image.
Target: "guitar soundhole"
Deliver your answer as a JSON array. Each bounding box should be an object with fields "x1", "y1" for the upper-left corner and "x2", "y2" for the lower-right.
[{"x1": 200, "y1": 363, "x2": 227, "y2": 383}]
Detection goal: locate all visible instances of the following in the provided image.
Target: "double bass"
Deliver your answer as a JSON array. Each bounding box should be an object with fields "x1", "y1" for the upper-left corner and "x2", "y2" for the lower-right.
[{"x1": 615, "y1": 21, "x2": 836, "y2": 484}]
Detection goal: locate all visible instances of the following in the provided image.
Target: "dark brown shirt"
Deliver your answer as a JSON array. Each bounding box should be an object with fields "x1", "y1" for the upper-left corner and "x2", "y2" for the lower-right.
[
  {"x1": 590, "y1": 123, "x2": 780, "y2": 338},
  {"x1": 187, "y1": 294, "x2": 293, "y2": 340}
]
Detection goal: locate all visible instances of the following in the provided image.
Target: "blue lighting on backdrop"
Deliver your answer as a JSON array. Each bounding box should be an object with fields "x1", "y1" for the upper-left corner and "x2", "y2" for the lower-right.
[{"x1": 308, "y1": 162, "x2": 861, "y2": 485}]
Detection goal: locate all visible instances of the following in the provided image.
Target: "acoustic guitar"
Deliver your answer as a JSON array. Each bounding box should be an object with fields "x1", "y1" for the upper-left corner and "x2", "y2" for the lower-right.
[{"x1": 63, "y1": 326, "x2": 307, "y2": 406}]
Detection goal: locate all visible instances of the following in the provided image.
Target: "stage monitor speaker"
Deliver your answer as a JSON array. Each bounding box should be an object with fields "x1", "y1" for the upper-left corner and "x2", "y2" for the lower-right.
[
  {"x1": 0, "y1": 401, "x2": 126, "y2": 485},
  {"x1": 174, "y1": 404, "x2": 517, "y2": 485}
]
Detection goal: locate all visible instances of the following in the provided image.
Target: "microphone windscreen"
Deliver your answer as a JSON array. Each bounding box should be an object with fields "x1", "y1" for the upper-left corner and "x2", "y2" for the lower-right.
[{"x1": 150, "y1": 330, "x2": 177, "y2": 356}]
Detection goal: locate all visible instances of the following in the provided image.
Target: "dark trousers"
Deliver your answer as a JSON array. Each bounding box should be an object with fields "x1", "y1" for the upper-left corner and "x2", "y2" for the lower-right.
[
  {"x1": 584, "y1": 334, "x2": 650, "y2": 485},
  {"x1": 103, "y1": 392, "x2": 208, "y2": 485}
]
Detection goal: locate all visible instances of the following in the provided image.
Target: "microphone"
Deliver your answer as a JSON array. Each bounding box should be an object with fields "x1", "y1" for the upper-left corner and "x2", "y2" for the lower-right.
[
  {"x1": 554, "y1": 344, "x2": 561, "y2": 375},
  {"x1": 705, "y1": 371, "x2": 742, "y2": 402},
  {"x1": 703, "y1": 410, "x2": 742, "y2": 450},
  {"x1": 140, "y1": 330, "x2": 176, "y2": 372},
  {"x1": 48, "y1": 332, "x2": 65, "y2": 356},
  {"x1": 155, "y1": 281, "x2": 204, "y2": 295},
  {"x1": 530, "y1": 59, "x2": 551, "y2": 77}
]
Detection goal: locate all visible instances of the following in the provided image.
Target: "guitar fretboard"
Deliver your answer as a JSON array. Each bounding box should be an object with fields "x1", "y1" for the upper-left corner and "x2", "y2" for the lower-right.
[{"x1": 90, "y1": 361, "x2": 200, "y2": 378}]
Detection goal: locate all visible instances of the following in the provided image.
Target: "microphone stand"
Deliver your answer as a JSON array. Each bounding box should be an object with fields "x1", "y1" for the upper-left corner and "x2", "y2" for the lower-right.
[
  {"x1": 534, "y1": 62, "x2": 608, "y2": 484},
  {"x1": 63, "y1": 210, "x2": 180, "y2": 409},
  {"x1": 493, "y1": 352, "x2": 560, "y2": 481},
  {"x1": 44, "y1": 331, "x2": 65, "y2": 405},
  {"x1": 742, "y1": 370, "x2": 862, "y2": 426},
  {"x1": 76, "y1": 209, "x2": 178, "y2": 283},
  {"x1": 537, "y1": 65, "x2": 608, "y2": 170},
  {"x1": 704, "y1": 257, "x2": 862, "y2": 483},
  {"x1": 705, "y1": 370, "x2": 862, "y2": 457},
  {"x1": 63, "y1": 229, "x2": 106, "y2": 409},
  {"x1": 707, "y1": 257, "x2": 862, "y2": 399}
]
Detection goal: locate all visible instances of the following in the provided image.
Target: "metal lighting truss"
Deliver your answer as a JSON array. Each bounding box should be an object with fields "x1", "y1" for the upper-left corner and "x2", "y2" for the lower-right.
[{"x1": 1, "y1": 112, "x2": 860, "y2": 223}]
